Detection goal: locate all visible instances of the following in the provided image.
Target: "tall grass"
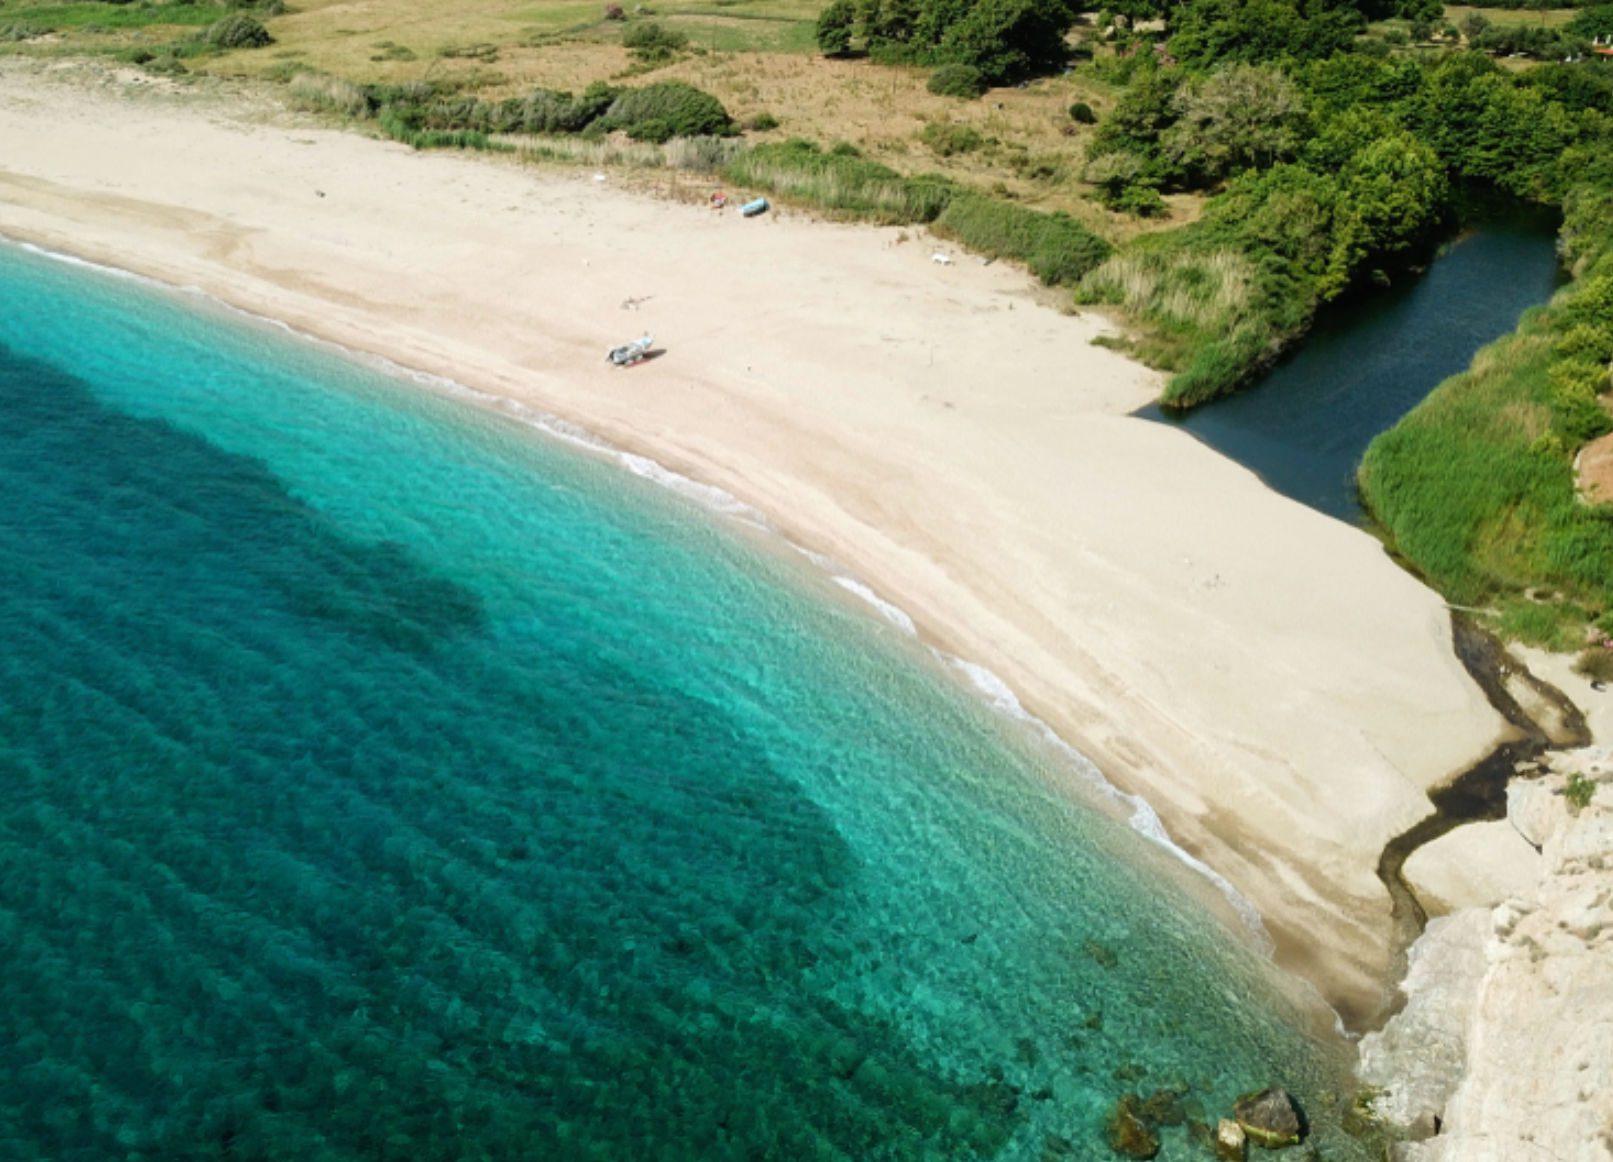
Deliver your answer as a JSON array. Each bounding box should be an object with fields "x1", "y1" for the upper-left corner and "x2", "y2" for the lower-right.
[
  {"x1": 1360, "y1": 227, "x2": 1613, "y2": 645},
  {"x1": 1078, "y1": 243, "x2": 1295, "y2": 405},
  {"x1": 515, "y1": 134, "x2": 740, "y2": 171},
  {"x1": 930, "y1": 195, "x2": 1111, "y2": 286},
  {"x1": 287, "y1": 72, "x2": 369, "y2": 120},
  {"x1": 721, "y1": 141, "x2": 954, "y2": 224}
]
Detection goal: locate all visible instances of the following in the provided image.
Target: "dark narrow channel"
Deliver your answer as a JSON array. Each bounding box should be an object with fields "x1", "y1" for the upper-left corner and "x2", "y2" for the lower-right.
[{"x1": 1135, "y1": 204, "x2": 1565, "y2": 526}]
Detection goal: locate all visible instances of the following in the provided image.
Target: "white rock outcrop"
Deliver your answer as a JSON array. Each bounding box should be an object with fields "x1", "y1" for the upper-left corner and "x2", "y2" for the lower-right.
[
  {"x1": 1365, "y1": 748, "x2": 1613, "y2": 1162},
  {"x1": 1401, "y1": 820, "x2": 1541, "y2": 916},
  {"x1": 1357, "y1": 909, "x2": 1490, "y2": 1137}
]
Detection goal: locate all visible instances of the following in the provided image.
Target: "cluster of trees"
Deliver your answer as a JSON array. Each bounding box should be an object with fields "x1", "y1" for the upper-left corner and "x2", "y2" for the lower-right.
[
  {"x1": 1464, "y1": 19, "x2": 1597, "y2": 62},
  {"x1": 1075, "y1": 46, "x2": 1613, "y2": 402},
  {"x1": 1571, "y1": 3, "x2": 1613, "y2": 40}
]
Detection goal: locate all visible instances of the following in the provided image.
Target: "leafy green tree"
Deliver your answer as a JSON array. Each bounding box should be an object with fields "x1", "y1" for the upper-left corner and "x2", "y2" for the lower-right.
[
  {"x1": 1211, "y1": 162, "x2": 1340, "y2": 276},
  {"x1": 1297, "y1": 53, "x2": 1422, "y2": 114},
  {"x1": 816, "y1": 0, "x2": 857, "y2": 54},
  {"x1": 927, "y1": 61, "x2": 989, "y2": 94},
  {"x1": 1083, "y1": 148, "x2": 1150, "y2": 205},
  {"x1": 1569, "y1": 3, "x2": 1613, "y2": 40},
  {"x1": 1398, "y1": 0, "x2": 1442, "y2": 26},
  {"x1": 1161, "y1": 62, "x2": 1310, "y2": 184},
  {"x1": 865, "y1": 0, "x2": 923, "y2": 53},
  {"x1": 621, "y1": 21, "x2": 688, "y2": 62},
  {"x1": 1460, "y1": 10, "x2": 1489, "y2": 39},
  {"x1": 1166, "y1": 0, "x2": 1360, "y2": 67},
  {"x1": 1521, "y1": 62, "x2": 1613, "y2": 115},
  {"x1": 1303, "y1": 105, "x2": 1404, "y2": 170},
  {"x1": 1087, "y1": 67, "x2": 1182, "y2": 185},
  {"x1": 1322, "y1": 131, "x2": 1448, "y2": 296},
  {"x1": 1409, "y1": 53, "x2": 1578, "y2": 198},
  {"x1": 939, "y1": 0, "x2": 1079, "y2": 83},
  {"x1": 912, "y1": 0, "x2": 975, "y2": 48}
]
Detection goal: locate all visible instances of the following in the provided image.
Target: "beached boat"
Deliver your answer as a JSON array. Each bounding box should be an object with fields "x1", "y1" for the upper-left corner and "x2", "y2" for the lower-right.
[
  {"x1": 606, "y1": 334, "x2": 654, "y2": 366},
  {"x1": 740, "y1": 197, "x2": 769, "y2": 218}
]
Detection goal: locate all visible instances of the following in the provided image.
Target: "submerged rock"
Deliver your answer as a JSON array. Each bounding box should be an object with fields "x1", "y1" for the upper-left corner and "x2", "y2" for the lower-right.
[
  {"x1": 1137, "y1": 1084, "x2": 1188, "y2": 1126},
  {"x1": 1214, "y1": 1117, "x2": 1248, "y2": 1161},
  {"x1": 1233, "y1": 1087, "x2": 1304, "y2": 1149},
  {"x1": 1106, "y1": 1093, "x2": 1161, "y2": 1159}
]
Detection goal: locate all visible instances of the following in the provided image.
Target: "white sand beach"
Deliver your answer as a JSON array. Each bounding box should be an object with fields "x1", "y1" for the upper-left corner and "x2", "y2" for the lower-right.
[{"x1": 0, "y1": 60, "x2": 1509, "y2": 1026}]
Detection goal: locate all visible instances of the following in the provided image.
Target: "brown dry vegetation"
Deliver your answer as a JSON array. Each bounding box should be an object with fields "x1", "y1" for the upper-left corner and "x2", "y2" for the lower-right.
[
  {"x1": 241, "y1": 4, "x2": 1097, "y2": 208},
  {"x1": 21, "y1": 0, "x2": 1195, "y2": 234}
]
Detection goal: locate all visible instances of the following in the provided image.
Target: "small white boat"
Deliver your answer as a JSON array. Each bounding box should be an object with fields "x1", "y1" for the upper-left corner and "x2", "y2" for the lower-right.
[{"x1": 606, "y1": 334, "x2": 654, "y2": 366}]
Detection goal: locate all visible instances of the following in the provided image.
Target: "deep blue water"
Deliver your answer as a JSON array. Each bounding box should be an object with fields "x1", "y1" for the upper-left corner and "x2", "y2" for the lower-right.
[
  {"x1": 1139, "y1": 208, "x2": 1564, "y2": 523},
  {"x1": 0, "y1": 241, "x2": 1363, "y2": 1160}
]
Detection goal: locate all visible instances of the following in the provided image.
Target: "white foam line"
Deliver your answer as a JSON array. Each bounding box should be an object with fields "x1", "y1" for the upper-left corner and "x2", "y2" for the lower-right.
[
  {"x1": 940, "y1": 655, "x2": 1273, "y2": 951},
  {"x1": 6, "y1": 235, "x2": 776, "y2": 530},
  {"x1": 11, "y1": 232, "x2": 1272, "y2": 951},
  {"x1": 12, "y1": 237, "x2": 165, "y2": 285},
  {"x1": 830, "y1": 576, "x2": 920, "y2": 636}
]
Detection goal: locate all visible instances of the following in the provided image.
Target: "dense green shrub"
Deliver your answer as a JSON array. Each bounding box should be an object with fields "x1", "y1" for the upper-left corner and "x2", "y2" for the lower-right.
[
  {"x1": 1570, "y1": 4, "x2": 1613, "y2": 39},
  {"x1": 601, "y1": 82, "x2": 734, "y2": 142},
  {"x1": 816, "y1": 0, "x2": 856, "y2": 55},
  {"x1": 1167, "y1": 0, "x2": 1360, "y2": 68},
  {"x1": 1115, "y1": 182, "x2": 1167, "y2": 216},
  {"x1": 621, "y1": 21, "x2": 688, "y2": 63},
  {"x1": 932, "y1": 194, "x2": 1111, "y2": 284},
  {"x1": 288, "y1": 71, "x2": 370, "y2": 119},
  {"x1": 938, "y1": 0, "x2": 1077, "y2": 84},
  {"x1": 1069, "y1": 101, "x2": 1097, "y2": 124},
  {"x1": 379, "y1": 108, "x2": 506, "y2": 151},
  {"x1": 204, "y1": 13, "x2": 273, "y2": 48},
  {"x1": 919, "y1": 121, "x2": 985, "y2": 155},
  {"x1": 517, "y1": 83, "x2": 619, "y2": 134},
  {"x1": 927, "y1": 63, "x2": 988, "y2": 97},
  {"x1": 1566, "y1": 772, "x2": 1599, "y2": 812},
  {"x1": 1160, "y1": 63, "x2": 1310, "y2": 186}
]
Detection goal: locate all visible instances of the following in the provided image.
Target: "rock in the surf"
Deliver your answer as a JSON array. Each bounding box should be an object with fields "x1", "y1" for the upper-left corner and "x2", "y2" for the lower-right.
[{"x1": 1233, "y1": 1086, "x2": 1304, "y2": 1148}]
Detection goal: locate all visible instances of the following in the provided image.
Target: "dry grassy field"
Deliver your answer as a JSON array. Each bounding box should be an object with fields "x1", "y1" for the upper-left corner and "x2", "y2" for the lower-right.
[
  {"x1": 243, "y1": 0, "x2": 1156, "y2": 228},
  {"x1": 1444, "y1": 3, "x2": 1580, "y2": 28},
  {"x1": 1, "y1": 0, "x2": 1580, "y2": 234},
  {"x1": 2, "y1": 0, "x2": 1207, "y2": 234}
]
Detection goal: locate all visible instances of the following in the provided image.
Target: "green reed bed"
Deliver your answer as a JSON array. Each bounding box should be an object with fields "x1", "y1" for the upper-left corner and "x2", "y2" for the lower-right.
[
  {"x1": 1079, "y1": 233, "x2": 1306, "y2": 406},
  {"x1": 1359, "y1": 198, "x2": 1613, "y2": 648},
  {"x1": 721, "y1": 139, "x2": 954, "y2": 223},
  {"x1": 930, "y1": 194, "x2": 1110, "y2": 287}
]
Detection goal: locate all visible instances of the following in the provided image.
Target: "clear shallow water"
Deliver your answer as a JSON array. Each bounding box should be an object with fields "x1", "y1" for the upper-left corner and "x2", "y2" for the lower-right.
[
  {"x1": 1139, "y1": 208, "x2": 1564, "y2": 524},
  {"x1": 0, "y1": 241, "x2": 1362, "y2": 1160}
]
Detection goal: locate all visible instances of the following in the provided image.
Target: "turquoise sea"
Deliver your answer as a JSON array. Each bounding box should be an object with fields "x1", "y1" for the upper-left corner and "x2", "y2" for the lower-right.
[{"x1": 0, "y1": 239, "x2": 1365, "y2": 1160}]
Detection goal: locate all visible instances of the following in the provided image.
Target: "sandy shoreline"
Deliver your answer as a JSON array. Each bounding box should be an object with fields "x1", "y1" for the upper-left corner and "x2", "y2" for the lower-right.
[{"x1": 0, "y1": 59, "x2": 1508, "y2": 1027}]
